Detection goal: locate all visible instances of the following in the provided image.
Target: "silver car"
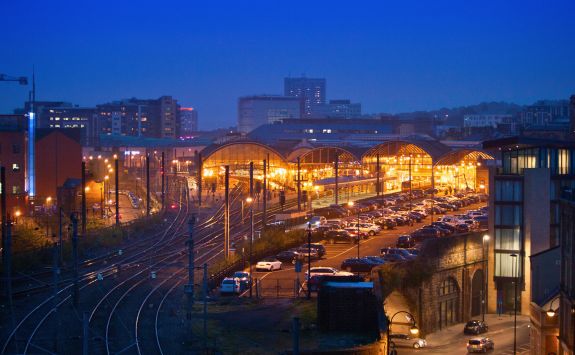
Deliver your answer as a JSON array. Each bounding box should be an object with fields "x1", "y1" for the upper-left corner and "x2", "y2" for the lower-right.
[
  {"x1": 467, "y1": 337, "x2": 494, "y2": 353},
  {"x1": 389, "y1": 333, "x2": 427, "y2": 349}
]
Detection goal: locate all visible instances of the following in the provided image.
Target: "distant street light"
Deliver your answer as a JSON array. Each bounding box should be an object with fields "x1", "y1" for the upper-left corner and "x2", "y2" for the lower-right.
[
  {"x1": 387, "y1": 310, "x2": 419, "y2": 355},
  {"x1": 347, "y1": 201, "x2": 360, "y2": 260}
]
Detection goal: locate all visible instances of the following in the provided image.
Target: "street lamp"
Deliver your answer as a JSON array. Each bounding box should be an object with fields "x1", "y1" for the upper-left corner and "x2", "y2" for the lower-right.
[
  {"x1": 348, "y1": 201, "x2": 360, "y2": 260},
  {"x1": 482, "y1": 234, "x2": 490, "y2": 322},
  {"x1": 246, "y1": 196, "x2": 254, "y2": 297},
  {"x1": 387, "y1": 310, "x2": 419, "y2": 355},
  {"x1": 545, "y1": 298, "x2": 559, "y2": 318},
  {"x1": 510, "y1": 253, "x2": 518, "y2": 355}
]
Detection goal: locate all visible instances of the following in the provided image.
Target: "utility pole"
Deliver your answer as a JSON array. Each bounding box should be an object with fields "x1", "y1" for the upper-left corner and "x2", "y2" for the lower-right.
[
  {"x1": 197, "y1": 152, "x2": 202, "y2": 207},
  {"x1": 297, "y1": 157, "x2": 301, "y2": 211},
  {"x1": 81, "y1": 161, "x2": 87, "y2": 234},
  {"x1": 71, "y1": 213, "x2": 79, "y2": 308},
  {"x1": 203, "y1": 263, "x2": 208, "y2": 351},
  {"x1": 185, "y1": 215, "x2": 196, "y2": 300},
  {"x1": 224, "y1": 166, "x2": 230, "y2": 259},
  {"x1": 334, "y1": 155, "x2": 339, "y2": 205},
  {"x1": 161, "y1": 152, "x2": 165, "y2": 209},
  {"x1": 249, "y1": 162, "x2": 254, "y2": 298},
  {"x1": 52, "y1": 242, "x2": 60, "y2": 353},
  {"x1": 114, "y1": 155, "x2": 120, "y2": 226},
  {"x1": 146, "y1": 154, "x2": 150, "y2": 216},
  {"x1": 376, "y1": 154, "x2": 380, "y2": 196},
  {"x1": 262, "y1": 159, "x2": 267, "y2": 226}
]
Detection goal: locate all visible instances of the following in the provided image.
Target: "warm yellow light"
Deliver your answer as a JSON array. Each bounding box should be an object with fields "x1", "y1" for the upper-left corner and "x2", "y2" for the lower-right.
[
  {"x1": 89, "y1": 156, "x2": 93, "y2": 160},
  {"x1": 104, "y1": 175, "x2": 109, "y2": 180},
  {"x1": 109, "y1": 168, "x2": 114, "y2": 173},
  {"x1": 104, "y1": 159, "x2": 109, "y2": 163},
  {"x1": 409, "y1": 326, "x2": 419, "y2": 335},
  {"x1": 46, "y1": 197, "x2": 52, "y2": 203},
  {"x1": 314, "y1": 186, "x2": 319, "y2": 191},
  {"x1": 172, "y1": 159, "x2": 178, "y2": 164},
  {"x1": 246, "y1": 197, "x2": 253, "y2": 203},
  {"x1": 85, "y1": 186, "x2": 90, "y2": 192},
  {"x1": 546, "y1": 309, "x2": 556, "y2": 317},
  {"x1": 113, "y1": 154, "x2": 118, "y2": 159},
  {"x1": 483, "y1": 234, "x2": 490, "y2": 242},
  {"x1": 97, "y1": 155, "x2": 102, "y2": 159},
  {"x1": 347, "y1": 201, "x2": 354, "y2": 207},
  {"x1": 15, "y1": 211, "x2": 21, "y2": 217}
]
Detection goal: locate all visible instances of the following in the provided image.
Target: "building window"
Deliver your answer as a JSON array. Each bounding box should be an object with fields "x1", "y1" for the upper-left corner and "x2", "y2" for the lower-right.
[
  {"x1": 495, "y1": 205, "x2": 522, "y2": 226},
  {"x1": 12, "y1": 185, "x2": 20, "y2": 194},
  {"x1": 12, "y1": 144, "x2": 20, "y2": 154},
  {"x1": 12, "y1": 163, "x2": 20, "y2": 172},
  {"x1": 495, "y1": 180, "x2": 522, "y2": 201},
  {"x1": 495, "y1": 252, "x2": 522, "y2": 278},
  {"x1": 558, "y1": 149, "x2": 570, "y2": 175},
  {"x1": 438, "y1": 278, "x2": 460, "y2": 329}
]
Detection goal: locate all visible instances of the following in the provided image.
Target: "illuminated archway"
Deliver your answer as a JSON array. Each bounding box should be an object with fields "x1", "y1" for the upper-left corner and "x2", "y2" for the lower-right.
[
  {"x1": 434, "y1": 150, "x2": 494, "y2": 193},
  {"x1": 201, "y1": 141, "x2": 289, "y2": 190},
  {"x1": 361, "y1": 140, "x2": 443, "y2": 193}
]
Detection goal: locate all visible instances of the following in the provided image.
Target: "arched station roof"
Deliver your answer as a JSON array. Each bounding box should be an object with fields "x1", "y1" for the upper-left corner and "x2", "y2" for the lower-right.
[
  {"x1": 434, "y1": 149, "x2": 494, "y2": 167},
  {"x1": 201, "y1": 140, "x2": 287, "y2": 167},
  {"x1": 362, "y1": 139, "x2": 451, "y2": 162},
  {"x1": 297, "y1": 146, "x2": 360, "y2": 164}
]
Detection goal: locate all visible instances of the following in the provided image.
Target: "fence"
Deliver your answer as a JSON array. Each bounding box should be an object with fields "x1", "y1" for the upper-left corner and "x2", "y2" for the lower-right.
[{"x1": 254, "y1": 278, "x2": 304, "y2": 298}]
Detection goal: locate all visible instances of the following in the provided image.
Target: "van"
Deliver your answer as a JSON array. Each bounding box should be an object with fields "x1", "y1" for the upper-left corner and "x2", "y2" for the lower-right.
[{"x1": 309, "y1": 216, "x2": 327, "y2": 226}]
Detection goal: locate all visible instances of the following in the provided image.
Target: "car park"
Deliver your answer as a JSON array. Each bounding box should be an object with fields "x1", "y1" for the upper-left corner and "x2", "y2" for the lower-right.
[
  {"x1": 344, "y1": 227, "x2": 368, "y2": 240},
  {"x1": 220, "y1": 277, "x2": 241, "y2": 294},
  {"x1": 380, "y1": 247, "x2": 416, "y2": 260},
  {"x1": 466, "y1": 337, "x2": 494, "y2": 353},
  {"x1": 255, "y1": 257, "x2": 283, "y2": 271},
  {"x1": 411, "y1": 228, "x2": 440, "y2": 241},
  {"x1": 389, "y1": 333, "x2": 427, "y2": 349},
  {"x1": 294, "y1": 247, "x2": 320, "y2": 260},
  {"x1": 347, "y1": 222, "x2": 381, "y2": 236},
  {"x1": 464, "y1": 320, "x2": 489, "y2": 335}
]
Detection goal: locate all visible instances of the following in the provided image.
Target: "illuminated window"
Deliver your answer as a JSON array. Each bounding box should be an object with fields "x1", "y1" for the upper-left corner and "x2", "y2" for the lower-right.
[
  {"x1": 12, "y1": 163, "x2": 20, "y2": 172},
  {"x1": 12, "y1": 185, "x2": 21, "y2": 194}
]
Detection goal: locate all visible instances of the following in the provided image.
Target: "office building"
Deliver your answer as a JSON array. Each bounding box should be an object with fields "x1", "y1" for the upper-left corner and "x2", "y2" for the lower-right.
[
  {"x1": 238, "y1": 95, "x2": 302, "y2": 133},
  {"x1": 38, "y1": 106, "x2": 98, "y2": 145},
  {"x1": 325, "y1": 100, "x2": 362, "y2": 119},
  {"x1": 483, "y1": 137, "x2": 575, "y2": 323},
  {"x1": 520, "y1": 100, "x2": 571, "y2": 127},
  {"x1": 284, "y1": 77, "x2": 326, "y2": 118},
  {"x1": 96, "y1": 96, "x2": 179, "y2": 139},
  {"x1": 179, "y1": 107, "x2": 198, "y2": 137},
  {"x1": 463, "y1": 114, "x2": 514, "y2": 128},
  {"x1": 0, "y1": 115, "x2": 27, "y2": 215}
]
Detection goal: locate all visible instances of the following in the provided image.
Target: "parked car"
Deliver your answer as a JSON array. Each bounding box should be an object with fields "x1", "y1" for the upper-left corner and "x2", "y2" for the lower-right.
[
  {"x1": 325, "y1": 229, "x2": 354, "y2": 244},
  {"x1": 300, "y1": 243, "x2": 327, "y2": 257},
  {"x1": 309, "y1": 215, "x2": 327, "y2": 226},
  {"x1": 381, "y1": 253, "x2": 407, "y2": 263},
  {"x1": 340, "y1": 257, "x2": 379, "y2": 273},
  {"x1": 347, "y1": 222, "x2": 381, "y2": 236},
  {"x1": 305, "y1": 266, "x2": 352, "y2": 280},
  {"x1": 410, "y1": 228, "x2": 440, "y2": 241},
  {"x1": 466, "y1": 337, "x2": 494, "y2": 353},
  {"x1": 220, "y1": 277, "x2": 241, "y2": 294},
  {"x1": 380, "y1": 247, "x2": 416, "y2": 260},
  {"x1": 232, "y1": 271, "x2": 251, "y2": 290},
  {"x1": 344, "y1": 227, "x2": 368, "y2": 240},
  {"x1": 455, "y1": 223, "x2": 471, "y2": 233},
  {"x1": 255, "y1": 257, "x2": 282, "y2": 271},
  {"x1": 276, "y1": 250, "x2": 300, "y2": 263},
  {"x1": 294, "y1": 247, "x2": 320, "y2": 260},
  {"x1": 389, "y1": 333, "x2": 428, "y2": 349},
  {"x1": 396, "y1": 235, "x2": 416, "y2": 248},
  {"x1": 464, "y1": 320, "x2": 489, "y2": 335}
]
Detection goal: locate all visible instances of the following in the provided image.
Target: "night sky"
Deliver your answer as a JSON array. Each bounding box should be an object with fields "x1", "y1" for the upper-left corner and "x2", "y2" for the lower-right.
[{"x1": 1, "y1": 0, "x2": 574, "y2": 129}]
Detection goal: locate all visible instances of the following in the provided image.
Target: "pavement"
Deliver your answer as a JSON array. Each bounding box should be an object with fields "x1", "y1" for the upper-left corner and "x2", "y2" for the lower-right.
[{"x1": 396, "y1": 313, "x2": 530, "y2": 354}]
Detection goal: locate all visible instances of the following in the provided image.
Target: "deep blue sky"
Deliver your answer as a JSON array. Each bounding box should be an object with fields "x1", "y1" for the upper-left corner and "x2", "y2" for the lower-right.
[{"x1": 1, "y1": 0, "x2": 574, "y2": 129}]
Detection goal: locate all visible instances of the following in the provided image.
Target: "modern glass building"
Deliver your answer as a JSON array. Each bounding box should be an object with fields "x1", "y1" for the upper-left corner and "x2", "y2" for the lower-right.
[{"x1": 484, "y1": 137, "x2": 575, "y2": 315}]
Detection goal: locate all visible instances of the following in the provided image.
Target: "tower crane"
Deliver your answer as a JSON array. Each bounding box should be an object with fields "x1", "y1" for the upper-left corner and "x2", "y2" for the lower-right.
[{"x1": 0, "y1": 74, "x2": 28, "y2": 85}]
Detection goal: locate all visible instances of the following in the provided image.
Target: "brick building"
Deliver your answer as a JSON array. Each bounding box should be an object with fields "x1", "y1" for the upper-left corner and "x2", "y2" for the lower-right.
[{"x1": 0, "y1": 115, "x2": 27, "y2": 215}]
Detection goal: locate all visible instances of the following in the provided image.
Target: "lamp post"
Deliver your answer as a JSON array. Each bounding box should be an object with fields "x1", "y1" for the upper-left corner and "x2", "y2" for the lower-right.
[
  {"x1": 482, "y1": 234, "x2": 490, "y2": 322},
  {"x1": 510, "y1": 253, "x2": 518, "y2": 355},
  {"x1": 347, "y1": 201, "x2": 360, "y2": 260},
  {"x1": 387, "y1": 310, "x2": 419, "y2": 355},
  {"x1": 306, "y1": 222, "x2": 312, "y2": 300},
  {"x1": 246, "y1": 196, "x2": 253, "y2": 298},
  {"x1": 545, "y1": 297, "x2": 559, "y2": 318}
]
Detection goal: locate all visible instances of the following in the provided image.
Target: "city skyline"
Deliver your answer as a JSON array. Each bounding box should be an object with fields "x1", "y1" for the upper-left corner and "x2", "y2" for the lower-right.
[{"x1": 2, "y1": 0, "x2": 574, "y2": 129}]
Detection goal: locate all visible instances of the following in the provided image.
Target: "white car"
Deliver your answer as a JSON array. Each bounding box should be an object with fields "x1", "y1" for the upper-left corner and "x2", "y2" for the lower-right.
[
  {"x1": 347, "y1": 222, "x2": 381, "y2": 236},
  {"x1": 255, "y1": 257, "x2": 282, "y2": 271},
  {"x1": 220, "y1": 277, "x2": 240, "y2": 294},
  {"x1": 305, "y1": 266, "x2": 353, "y2": 280}
]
